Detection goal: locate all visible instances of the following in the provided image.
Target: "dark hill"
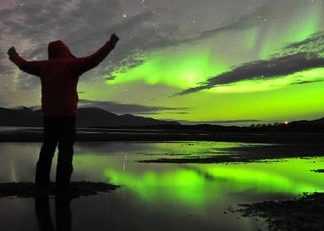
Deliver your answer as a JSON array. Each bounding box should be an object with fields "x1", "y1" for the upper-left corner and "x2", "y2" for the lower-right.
[{"x1": 0, "y1": 107, "x2": 180, "y2": 127}]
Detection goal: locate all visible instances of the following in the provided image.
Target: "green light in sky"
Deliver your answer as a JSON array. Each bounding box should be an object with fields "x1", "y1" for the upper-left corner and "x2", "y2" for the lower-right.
[
  {"x1": 260, "y1": 6, "x2": 322, "y2": 59},
  {"x1": 144, "y1": 67, "x2": 324, "y2": 122},
  {"x1": 242, "y1": 26, "x2": 260, "y2": 51},
  {"x1": 86, "y1": 4, "x2": 324, "y2": 124},
  {"x1": 104, "y1": 7, "x2": 323, "y2": 97},
  {"x1": 287, "y1": 6, "x2": 322, "y2": 43},
  {"x1": 107, "y1": 46, "x2": 227, "y2": 89}
]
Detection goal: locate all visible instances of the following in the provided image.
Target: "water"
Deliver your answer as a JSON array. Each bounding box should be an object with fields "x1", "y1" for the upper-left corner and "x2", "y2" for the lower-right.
[{"x1": 0, "y1": 142, "x2": 324, "y2": 230}]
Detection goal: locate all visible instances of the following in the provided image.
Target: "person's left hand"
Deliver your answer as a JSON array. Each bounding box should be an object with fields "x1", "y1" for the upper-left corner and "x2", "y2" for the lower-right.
[
  {"x1": 7, "y1": 47, "x2": 17, "y2": 56},
  {"x1": 110, "y1": 34, "x2": 119, "y2": 46}
]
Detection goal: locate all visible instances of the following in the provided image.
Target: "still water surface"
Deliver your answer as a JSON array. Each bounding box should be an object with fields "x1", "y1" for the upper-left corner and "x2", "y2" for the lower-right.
[{"x1": 0, "y1": 142, "x2": 324, "y2": 230}]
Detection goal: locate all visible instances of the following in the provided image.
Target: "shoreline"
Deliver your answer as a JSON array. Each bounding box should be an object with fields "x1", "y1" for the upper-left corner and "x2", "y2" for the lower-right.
[
  {"x1": 239, "y1": 192, "x2": 324, "y2": 231},
  {"x1": 0, "y1": 128, "x2": 324, "y2": 143}
]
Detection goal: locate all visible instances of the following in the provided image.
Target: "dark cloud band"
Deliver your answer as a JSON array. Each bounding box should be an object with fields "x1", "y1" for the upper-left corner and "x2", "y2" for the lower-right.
[
  {"x1": 78, "y1": 99, "x2": 191, "y2": 115},
  {"x1": 177, "y1": 52, "x2": 324, "y2": 95}
]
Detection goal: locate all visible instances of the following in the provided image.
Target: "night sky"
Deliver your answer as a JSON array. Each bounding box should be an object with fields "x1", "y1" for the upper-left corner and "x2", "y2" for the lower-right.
[{"x1": 1, "y1": 0, "x2": 324, "y2": 124}]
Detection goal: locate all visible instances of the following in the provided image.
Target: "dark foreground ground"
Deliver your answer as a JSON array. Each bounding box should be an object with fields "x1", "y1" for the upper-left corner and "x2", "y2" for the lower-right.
[{"x1": 238, "y1": 192, "x2": 324, "y2": 231}]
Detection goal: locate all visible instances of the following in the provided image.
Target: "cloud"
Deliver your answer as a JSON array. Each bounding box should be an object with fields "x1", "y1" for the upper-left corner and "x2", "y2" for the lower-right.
[
  {"x1": 196, "y1": 5, "x2": 271, "y2": 40},
  {"x1": 0, "y1": 94, "x2": 9, "y2": 107},
  {"x1": 67, "y1": 3, "x2": 273, "y2": 75},
  {"x1": 2, "y1": 1, "x2": 272, "y2": 85},
  {"x1": 279, "y1": 31, "x2": 324, "y2": 56},
  {"x1": 103, "y1": 5, "x2": 274, "y2": 82},
  {"x1": 180, "y1": 119, "x2": 261, "y2": 125},
  {"x1": 291, "y1": 79, "x2": 324, "y2": 86},
  {"x1": 1, "y1": 1, "x2": 158, "y2": 89},
  {"x1": 177, "y1": 52, "x2": 324, "y2": 95},
  {"x1": 0, "y1": 1, "x2": 122, "y2": 54},
  {"x1": 0, "y1": 59, "x2": 13, "y2": 76},
  {"x1": 78, "y1": 99, "x2": 190, "y2": 115},
  {"x1": 120, "y1": 5, "x2": 272, "y2": 51}
]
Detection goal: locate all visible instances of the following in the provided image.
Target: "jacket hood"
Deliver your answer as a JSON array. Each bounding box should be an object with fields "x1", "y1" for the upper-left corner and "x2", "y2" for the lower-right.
[{"x1": 48, "y1": 40, "x2": 75, "y2": 59}]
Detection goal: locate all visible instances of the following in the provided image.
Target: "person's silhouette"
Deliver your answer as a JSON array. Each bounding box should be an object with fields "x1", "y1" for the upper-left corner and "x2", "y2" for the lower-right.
[{"x1": 8, "y1": 34, "x2": 119, "y2": 190}]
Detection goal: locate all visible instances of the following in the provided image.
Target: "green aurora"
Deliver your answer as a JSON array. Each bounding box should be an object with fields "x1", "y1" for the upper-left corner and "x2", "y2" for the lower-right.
[{"x1": 97, "y1": 4, "x2": 324, "y2": 124}]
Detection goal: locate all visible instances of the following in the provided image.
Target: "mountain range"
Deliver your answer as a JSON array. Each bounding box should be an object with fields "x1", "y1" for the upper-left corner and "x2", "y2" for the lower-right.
[
  {"x1": 0, "y1": 107, "x2": 180, "y2": 127},
  {"x1": 1, "y1": 106, "x2": 324, "y2": 132}
]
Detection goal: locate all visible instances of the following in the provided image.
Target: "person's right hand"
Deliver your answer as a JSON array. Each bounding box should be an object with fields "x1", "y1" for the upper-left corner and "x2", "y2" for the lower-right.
[
  {"x1": 110, "y1": 34, "x2": 119, "y2": 46},
  {"x1": 7, "y1": 47, "x2": 17, "y2": 56}
]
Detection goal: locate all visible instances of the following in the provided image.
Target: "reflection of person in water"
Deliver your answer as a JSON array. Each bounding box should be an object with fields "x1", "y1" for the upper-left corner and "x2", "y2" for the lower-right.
[
  {"x1": 8, "y1": 34, "x2": 119, "y2": 190},
  {"x1": 35, "y1": 195, "x2": 72, "y2": 231}
]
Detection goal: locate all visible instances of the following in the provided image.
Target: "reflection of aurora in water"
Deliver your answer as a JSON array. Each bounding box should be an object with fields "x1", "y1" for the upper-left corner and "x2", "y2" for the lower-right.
[
  {"x1": 3, "y1": 144, "x2": 324, "y2": 207},
  {"x1": 71, "y1": 142, "x2": 324, "y2": 208},
  {"x1": 105, "y1": 169, "x2": 208, "y2": 206},
  {"x1": 102, "y1": 158, "x2": 324, "y2": 207}
]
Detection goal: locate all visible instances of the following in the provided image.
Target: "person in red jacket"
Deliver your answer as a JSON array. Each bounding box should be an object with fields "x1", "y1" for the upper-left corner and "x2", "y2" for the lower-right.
[{"x1": 8, "y1": 34, "x2": 119, "y2": 190}]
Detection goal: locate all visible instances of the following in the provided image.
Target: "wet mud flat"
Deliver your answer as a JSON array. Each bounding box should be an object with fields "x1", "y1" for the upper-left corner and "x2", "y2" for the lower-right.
[
  {"x1": 141, "y1": 143, "x2": 324, "y2": 163},
  {"x1": 238, "y1": 192, "x2": 324, "y2": 231}
]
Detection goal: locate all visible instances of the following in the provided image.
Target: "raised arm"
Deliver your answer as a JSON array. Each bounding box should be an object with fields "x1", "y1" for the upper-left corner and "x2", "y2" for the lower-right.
[
  {"x1": 8, "y1": 47, "x2": 43, "y2": 76},
  {"x1": 73, "y1": 34, "x2": 119, "y2": 75}
]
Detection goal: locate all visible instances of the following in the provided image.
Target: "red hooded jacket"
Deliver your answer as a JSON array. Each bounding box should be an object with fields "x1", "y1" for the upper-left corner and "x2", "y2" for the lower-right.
[{"x1": 9, "y1": 40, "x2": 115, "y2": 117}]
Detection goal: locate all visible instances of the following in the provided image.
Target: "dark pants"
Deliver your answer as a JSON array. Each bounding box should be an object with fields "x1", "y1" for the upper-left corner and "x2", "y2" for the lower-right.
[{"x1": 35, "y1": 116, "x2": 76, "y2": 188}]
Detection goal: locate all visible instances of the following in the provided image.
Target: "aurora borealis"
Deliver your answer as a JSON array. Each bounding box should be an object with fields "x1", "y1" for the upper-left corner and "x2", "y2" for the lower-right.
[{"x1": 1, "y1": 0, "x2": 324, "y2": 124}]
